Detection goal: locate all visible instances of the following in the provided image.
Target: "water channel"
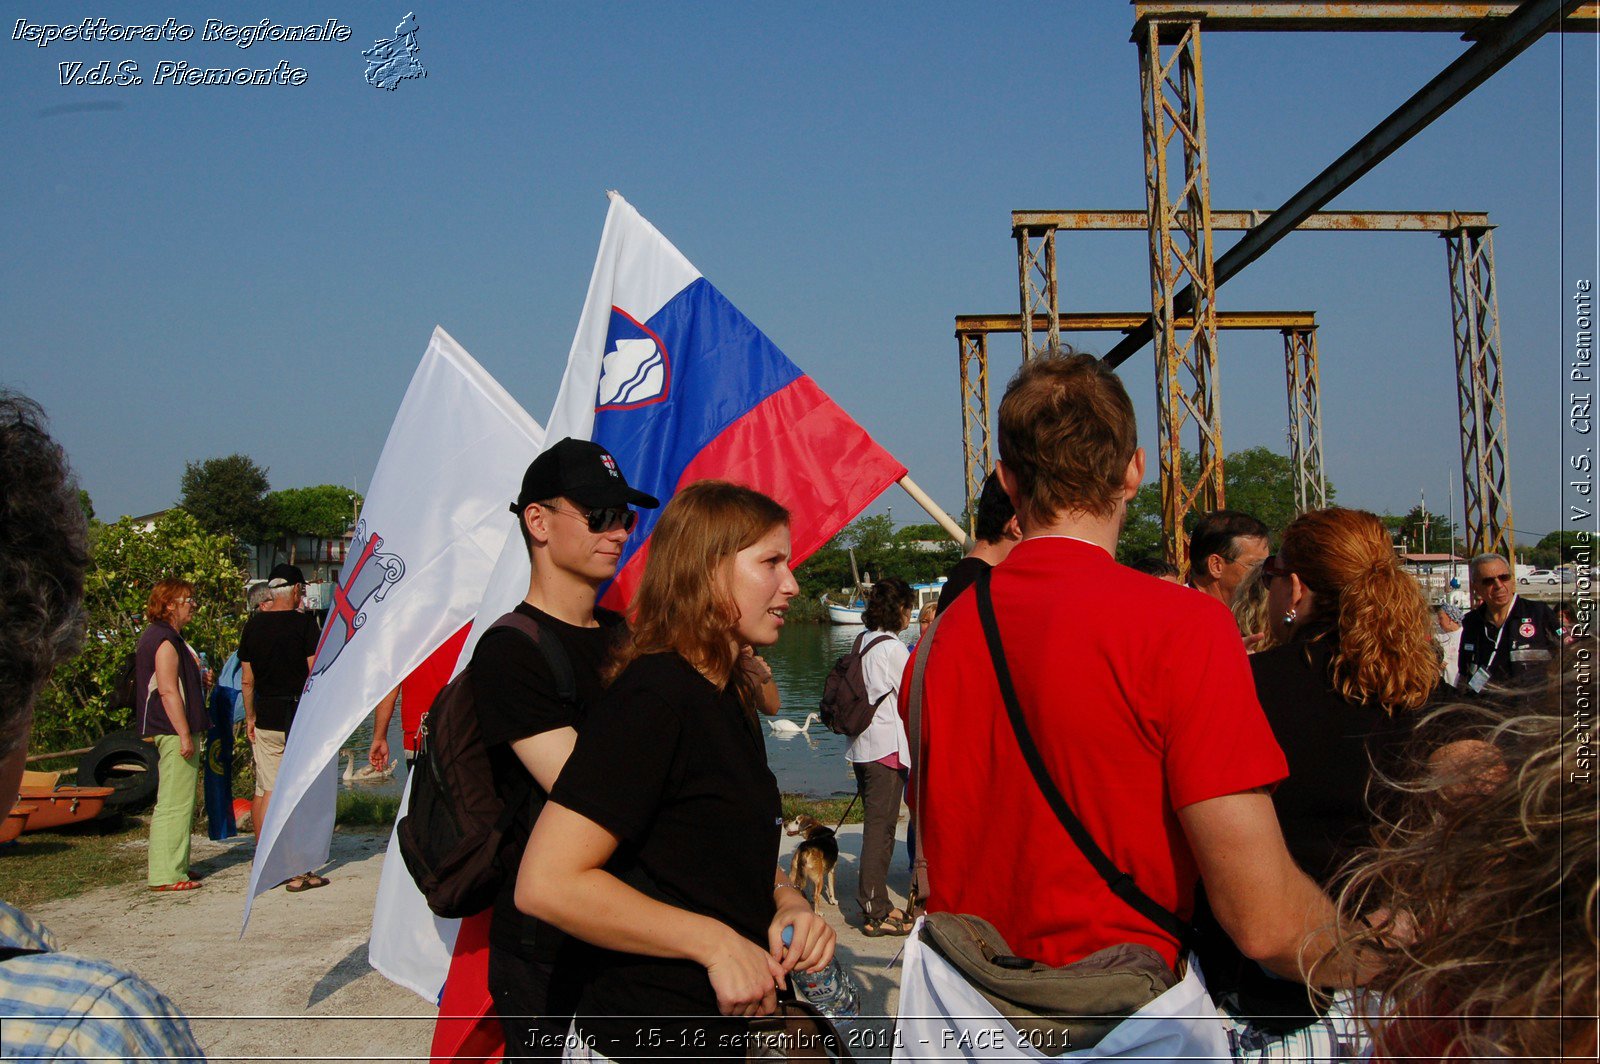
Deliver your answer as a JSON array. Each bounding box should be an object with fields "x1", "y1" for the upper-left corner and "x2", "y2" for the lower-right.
[{"x1": 341, "y1": 622, "x2": 924, "y2": 800}]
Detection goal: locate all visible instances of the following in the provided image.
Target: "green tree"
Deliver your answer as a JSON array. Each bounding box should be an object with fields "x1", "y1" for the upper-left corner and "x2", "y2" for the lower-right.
[
  {"x1": 1117, "y1": 446, "x2": 1336, "y2": 563},
  {"x1": 179, "y1": 454, "x2": 273, "y2": 546},
  {"x1": 1534, "y1": 529, "x2": 1589, "y2": 565},
  {"x1": 77, "y1": 488, "x2": 95, "y2": 523},
  {"x1": 1381, "y1": 506, "x2": 1456, "y2": 555},
  {"x1": 270, "y1": 484, "x2": 363, "y2": 539},
  {"x1": 31, "y1": 510, "x2": 247, "y2": 755}
]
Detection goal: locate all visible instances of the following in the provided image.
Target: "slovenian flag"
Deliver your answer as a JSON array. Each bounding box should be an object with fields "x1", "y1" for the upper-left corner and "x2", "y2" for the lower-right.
[{"x1": 545, "y1": 190, "x2": 907, "y2": 607}]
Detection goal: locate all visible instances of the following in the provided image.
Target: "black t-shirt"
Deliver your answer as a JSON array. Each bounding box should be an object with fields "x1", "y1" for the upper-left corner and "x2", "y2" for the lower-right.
[
  {"x1": 1457, "y1": 596, "x2": 1562, "y2": 691},
  {"x1": 550, "y1": 652, "x2": 782, "y2": 1060},
  {"x1": 238, "y1": 610, "x2": 322, "y2": 730},
  {"x1": 1249, "y1": 641, "x2": 1421, "y2": 884},
  {"x1": 936, "y1": 556, "x2": 991, "y2": 614},
  {"x1": 472, "y1": 602, "x2": 623, "y2": 961}
]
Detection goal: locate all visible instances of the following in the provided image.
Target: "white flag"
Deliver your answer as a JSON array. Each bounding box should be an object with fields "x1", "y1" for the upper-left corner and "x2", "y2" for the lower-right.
[{"x1": 242, "y1": 327, "x2": 544, "y2": 955}]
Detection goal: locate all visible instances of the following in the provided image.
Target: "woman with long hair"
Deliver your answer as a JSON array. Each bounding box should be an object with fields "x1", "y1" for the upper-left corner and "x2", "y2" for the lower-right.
[
  {"x1": 1198, "y1": 507, "x2": 1440, "y2": 1057},
  {"x1": 1328, "y1": 664, "x2": 1596, "y2": 1060},
  {"x1": 136, "y1": 578, "x2": 210, "y2": 891},
  {"x1": 847, "y1": 576, "x2": 917, "y2": 936},
  {"x1": 518, "y1": 481, "x2": 836, "y2": 1061}
]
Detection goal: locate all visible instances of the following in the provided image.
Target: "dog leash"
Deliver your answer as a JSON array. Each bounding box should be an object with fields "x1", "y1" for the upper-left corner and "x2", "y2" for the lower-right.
[{"x1": 831, "y1": 788, "x2": 860, "y2": 835}]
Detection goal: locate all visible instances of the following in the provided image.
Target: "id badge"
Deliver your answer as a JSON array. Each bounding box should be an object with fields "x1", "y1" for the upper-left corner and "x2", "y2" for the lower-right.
[{"x1": 1467, "y1": 667, "x2": 1491, "y2": 694}]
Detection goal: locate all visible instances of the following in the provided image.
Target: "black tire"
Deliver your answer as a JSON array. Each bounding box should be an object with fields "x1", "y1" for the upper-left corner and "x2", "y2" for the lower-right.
[{"x1": 76, "y1": 729, "x2": 159, "y2": 811}]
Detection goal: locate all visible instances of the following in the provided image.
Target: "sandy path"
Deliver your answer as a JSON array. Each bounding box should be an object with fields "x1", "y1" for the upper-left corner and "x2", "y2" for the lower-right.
[{"x1": 27, "y1": 821, "x2": 913, "y2": 1062}]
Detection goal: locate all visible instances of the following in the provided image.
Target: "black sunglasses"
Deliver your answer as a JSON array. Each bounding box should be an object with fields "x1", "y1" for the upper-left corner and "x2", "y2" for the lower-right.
[
  {"x1": 552, "y1": 503, "x2": 637, "y2": 534},
  {"x1": 1259, "y1": 555, "x2": 1291, "y2": 587}
]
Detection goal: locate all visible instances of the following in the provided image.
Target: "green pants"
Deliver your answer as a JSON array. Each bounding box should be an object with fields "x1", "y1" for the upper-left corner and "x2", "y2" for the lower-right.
[{"x1": 148, "y1": 734, "x2": 200, "y2": 886}]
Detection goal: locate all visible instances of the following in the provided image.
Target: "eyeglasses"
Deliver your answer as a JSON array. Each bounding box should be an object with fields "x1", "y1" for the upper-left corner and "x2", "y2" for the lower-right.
[
  {"x1": 1476, "y1": 573, "x2": 1512, "y2": 585},
  {"x1": 177, "y1": 597, "x2": 198, "y2": 606},
  {"x1": 1259, "y1": 555, "x2": 1291, "y2": 588},
  {"x1": 547, "y1": 503, "x2": 637, "y2": 534}
]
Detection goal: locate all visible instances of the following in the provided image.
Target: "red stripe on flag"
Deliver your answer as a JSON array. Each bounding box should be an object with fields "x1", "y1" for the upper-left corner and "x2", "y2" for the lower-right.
[
  {"x1": 599, "y1": 375, "x2": 905, "y2": 611},
  {"x1": 430, "y1": 909, "x2": 501, "y2": 1063}
]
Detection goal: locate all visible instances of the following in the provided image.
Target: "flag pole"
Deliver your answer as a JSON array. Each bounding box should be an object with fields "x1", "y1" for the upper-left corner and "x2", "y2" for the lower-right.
[{"x1": 897, "y1": 475, "x2": 970, "y2": 548}]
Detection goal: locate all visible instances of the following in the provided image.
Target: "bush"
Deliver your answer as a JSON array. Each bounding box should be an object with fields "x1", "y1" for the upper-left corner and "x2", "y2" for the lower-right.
[{"x1": 31, "y1": 511, "x2": 247, "y2": 756}]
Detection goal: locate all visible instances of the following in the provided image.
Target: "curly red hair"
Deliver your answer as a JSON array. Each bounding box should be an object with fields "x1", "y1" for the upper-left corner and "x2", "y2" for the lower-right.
[
  {"x1": 1278, "y1": 508, "x2": 1437, "y2": 711},
  {"x1": 144, "y1": 578, "x2": 195, "y2": 625}
]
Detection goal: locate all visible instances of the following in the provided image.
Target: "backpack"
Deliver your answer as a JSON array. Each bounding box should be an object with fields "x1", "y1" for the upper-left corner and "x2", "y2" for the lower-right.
[
  {"x1": 818, "y1": 633, "x2": 895, "y2": 738},
  {"x1": 397, "y1": 612, "x2": 576, "y2": 919}
]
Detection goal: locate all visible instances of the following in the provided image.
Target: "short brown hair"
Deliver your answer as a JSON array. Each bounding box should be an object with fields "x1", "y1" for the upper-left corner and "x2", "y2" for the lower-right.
[
  {"x1": 997, "y1": 350, "x2": 1137, "y2": 522},
  {"x1": 145, "y1": 579, "x2": 196, "y2": 625}
]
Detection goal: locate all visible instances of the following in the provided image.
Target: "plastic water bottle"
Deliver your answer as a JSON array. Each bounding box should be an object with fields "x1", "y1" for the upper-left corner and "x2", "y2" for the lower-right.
[{"x1": 782, "y1": 925, "x2": 860, "y2": 1020}]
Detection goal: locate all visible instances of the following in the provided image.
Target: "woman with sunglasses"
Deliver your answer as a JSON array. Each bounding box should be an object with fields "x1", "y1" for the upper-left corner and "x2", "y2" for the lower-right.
[
  {"x1": 517, "y1": 480, "x2": 835, "y2": 1062},
  {"x1": 1194, "y1": 508, "x2": 1440, "y2": 1058},
  {"x1": 135, "y1": 579, "x2": 210, "y2": 891}
]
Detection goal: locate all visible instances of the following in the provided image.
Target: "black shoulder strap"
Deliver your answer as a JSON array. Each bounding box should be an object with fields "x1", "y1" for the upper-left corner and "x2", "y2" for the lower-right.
[
  {"x1": 488, "y1": 611, "x2": 579, "y2": 710},
  {"x1": 973, "y1": 568, "x2": 1191, "y2": 947},
  {"x1": 0, "y1": 946, "x2": 45, "y2": 962}
]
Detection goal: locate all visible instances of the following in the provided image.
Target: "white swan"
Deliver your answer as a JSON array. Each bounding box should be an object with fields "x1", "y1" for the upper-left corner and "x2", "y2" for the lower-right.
[
  {"x1": 342, "y1": 749, "x2": 397, "y2": 781},
  {"x1": 767, "y1": 712, "x2": 819, "y2": 737}
]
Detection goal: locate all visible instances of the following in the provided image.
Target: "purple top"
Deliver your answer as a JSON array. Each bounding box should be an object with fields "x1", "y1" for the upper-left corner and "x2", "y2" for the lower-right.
[{"x1": 135, "y1": 621, "x2": 208, "y2": 737}]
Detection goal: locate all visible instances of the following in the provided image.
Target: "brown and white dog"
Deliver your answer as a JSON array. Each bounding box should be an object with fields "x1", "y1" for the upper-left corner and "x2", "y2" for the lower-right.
[{"x1": 784, "y1": 814, "x2": 838, "y2": 907}]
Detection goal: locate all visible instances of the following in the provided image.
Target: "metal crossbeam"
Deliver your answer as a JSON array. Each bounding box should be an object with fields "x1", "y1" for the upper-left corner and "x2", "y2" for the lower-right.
[
  {"x1": 1447, "y1": 226, "x2": 1515, "y2": 558},
  {"x1": 1013, "y1": 209, "x2": 1492, "y2": 231},
  {"x1": 1130, "y1": 2, "x2": 1599, "y2": 37},
  {"x1": 1283, "y1": 328, "x2": 1328, "y2": 513},
  {"x1": 1105, "y1": 0, "x2": 1581, "y2": 369},
  {"x1": 956, "y1": 311, "x2": 1317, "y2": 332}
]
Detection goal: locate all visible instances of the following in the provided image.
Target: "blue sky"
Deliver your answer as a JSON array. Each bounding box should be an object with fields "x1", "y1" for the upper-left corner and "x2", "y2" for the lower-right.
[{"x1": 3, "y1": 3, "x2": 1595, "y2": 545}]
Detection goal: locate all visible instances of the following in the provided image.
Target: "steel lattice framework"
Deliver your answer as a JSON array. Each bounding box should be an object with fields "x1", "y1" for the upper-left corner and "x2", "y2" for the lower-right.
[
  {"x1": 956, "y1": 311, "x2": 1317, "y2": 527},
  {"x1": 1283, "y1": 326, "x2": 1328, "y2": 514},
  {"x1": 1447, "y1": 225, "x2": 1515, "y2": 559},
  {"x1": 996, "y1": 2, "x2": 1593, "y2": 565}
]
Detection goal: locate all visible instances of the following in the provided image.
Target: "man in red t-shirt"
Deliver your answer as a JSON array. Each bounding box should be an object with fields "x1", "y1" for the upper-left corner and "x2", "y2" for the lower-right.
[{"x1": 902, "y1": 351, "x2": 1345, "y2": 981}]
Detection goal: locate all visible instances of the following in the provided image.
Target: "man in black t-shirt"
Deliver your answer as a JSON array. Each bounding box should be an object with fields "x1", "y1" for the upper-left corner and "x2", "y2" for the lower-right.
[
  {"x1": 936, "y1": 470, "x2": 1021, "y2": 613},
  {"x1": 474, "y1": 438, "x2": 657, "y2": 1061},
  {"x1": 238, "y1": 563, "x2": 321, "y2": 861},
  {"x1": 1457, "y1": 553, "x2": 1563, "y2": 693}
]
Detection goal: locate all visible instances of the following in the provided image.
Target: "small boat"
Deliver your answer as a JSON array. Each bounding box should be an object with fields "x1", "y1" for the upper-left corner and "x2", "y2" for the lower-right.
[
  {"x1": 11, "y1": 786, "x2": 115, "y2": 833},
  {"x1": 823, "y1": 578, "x2": 948, "y2": 626}
]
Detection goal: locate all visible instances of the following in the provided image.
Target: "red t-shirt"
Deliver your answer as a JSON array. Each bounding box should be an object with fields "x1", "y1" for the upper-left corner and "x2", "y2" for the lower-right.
[
  {"x1": 400, "y1": 623, "x2": 472, "y2": 752},
  {"x1": 899, "y1": 536, "x2": 1287, "y2": 969}
]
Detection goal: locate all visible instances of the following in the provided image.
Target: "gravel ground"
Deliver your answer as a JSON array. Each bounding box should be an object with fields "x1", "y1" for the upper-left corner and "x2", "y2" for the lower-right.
[{"x1": 26, "y1": 817, "x2": 915, "y2": 1062}]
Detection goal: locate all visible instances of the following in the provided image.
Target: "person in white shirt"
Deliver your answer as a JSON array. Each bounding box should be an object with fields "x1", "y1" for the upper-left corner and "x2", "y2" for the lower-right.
[
  {"x1": 845, "y1": 577, "x2": 916, "y2": 937},
  {"x1": 1435, "y1": 605, "x2": 1464, "y2": 688}
]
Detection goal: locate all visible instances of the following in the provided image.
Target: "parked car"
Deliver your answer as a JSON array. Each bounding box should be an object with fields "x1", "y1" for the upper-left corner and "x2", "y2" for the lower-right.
[{"x1": 1519, "y1": 568, "x2": 1559, "y2": 585}]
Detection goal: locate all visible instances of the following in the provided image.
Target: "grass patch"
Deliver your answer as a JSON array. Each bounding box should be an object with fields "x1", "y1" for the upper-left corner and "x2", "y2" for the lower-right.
[
  {"x1": 781, "y1": 793, "x2": 863, "y2": 825},
  {"x1": 336, "y1": 789, "x2": 403, "y2": 828},
  {"x1": 0, "y1": 815, "x2": 149, "y2": 909}
]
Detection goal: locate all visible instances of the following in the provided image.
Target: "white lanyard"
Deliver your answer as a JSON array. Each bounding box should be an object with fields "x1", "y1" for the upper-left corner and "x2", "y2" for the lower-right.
[{"x1": 1481, "y1": 595, "x2": 1519, "y2": 672}]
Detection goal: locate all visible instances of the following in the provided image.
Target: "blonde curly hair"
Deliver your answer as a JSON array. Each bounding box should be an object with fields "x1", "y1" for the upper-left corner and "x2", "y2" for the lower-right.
[{"x1": 1324, "y1": 661, "x2": 1599, "y2": 1059}]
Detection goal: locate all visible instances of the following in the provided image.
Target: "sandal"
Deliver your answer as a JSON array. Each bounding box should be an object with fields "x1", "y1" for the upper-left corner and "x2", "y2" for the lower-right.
[
  {"x1": 150, "y1": 880, "x2": 202, "y2": 892},
  {"x1": 284, "y1": 873, "x2": 329, "y2": 893},
  {"x1": 861, "y1": 911, "x2": 913, "y2": 937}
]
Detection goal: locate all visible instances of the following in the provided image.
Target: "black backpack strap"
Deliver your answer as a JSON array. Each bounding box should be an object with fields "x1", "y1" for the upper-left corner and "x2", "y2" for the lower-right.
[
  {"x1": 973, "y1": 568, "x2": 1192, "y2": 948},
  {"x1": 488, "y1": 611, "x2": 578, "y2": 711},
  {"x1": 0, "y1": 946, "x2": 46, "y2": 962}
]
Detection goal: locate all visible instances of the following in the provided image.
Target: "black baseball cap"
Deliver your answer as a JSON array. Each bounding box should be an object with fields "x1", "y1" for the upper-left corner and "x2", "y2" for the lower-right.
[
  {"x1": 510, "y1": 438, "x2": 659, "y2": 515},
  {"x1": 267, "y1": 563, "x2": 306, "y2": 587}
]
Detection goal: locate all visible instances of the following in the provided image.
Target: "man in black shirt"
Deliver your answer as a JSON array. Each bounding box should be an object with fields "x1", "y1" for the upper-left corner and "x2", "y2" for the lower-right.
[
  {"x1": 474, "y1": 437, "x2": 657, "y2": 1060},
  {"x1": 936, "y1": 470, "x2": 1021, "y2": 613},
  {"x1": 238, "y1": 563, "x2": 322, "y2": 875},
  {"x1": 1457, "y1": 553, "x2": 1563, "y2": 693}
]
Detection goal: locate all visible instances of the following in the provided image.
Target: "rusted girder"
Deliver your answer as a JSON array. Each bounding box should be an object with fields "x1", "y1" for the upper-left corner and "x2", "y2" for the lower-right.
[
  {"x1": 1013, "y1": 209, "x2": 1493, "y2": 232},
  {"x1": 956, "y1": 311, "x2": 1317, "y2": 333},
  {"x1": 958, "y1": 331, "x2": 993, "y2": 530},
  {"x1": 1015, "y1": 225, "x2": 1059, "y2": 362},
  {"x1": 1283, "y1": 328, "x2": 1328, "y2": 514},
  {"x1": 1130, "y1": 2, "x2": 1598, "y2": 38},
  {"x1": 1139, "y1": 16, "x2": 1224, "y2": 573},
  {"x1": 1446, "y1": 226, "x2": 1516, "y2": 560},
  {"x1": 1105, "y1": 0, "x2": 1580, "y2": 370}
]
